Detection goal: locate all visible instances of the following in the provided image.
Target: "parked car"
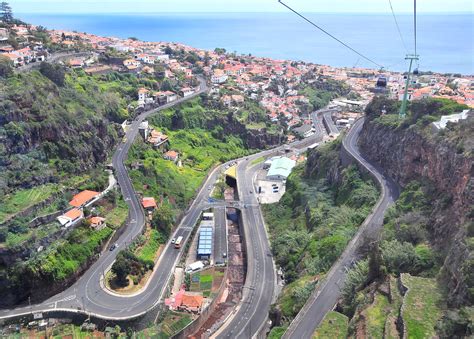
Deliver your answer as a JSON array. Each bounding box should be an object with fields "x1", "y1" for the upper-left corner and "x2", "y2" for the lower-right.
[{"x1": 222, "y1": 252, "x2": 227, "y2": 258}]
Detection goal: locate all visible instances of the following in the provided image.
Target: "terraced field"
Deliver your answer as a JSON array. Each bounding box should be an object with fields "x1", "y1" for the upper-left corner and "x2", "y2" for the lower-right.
[{"x1": 400, "y1": 274, "x2": 445, "y2": 339}]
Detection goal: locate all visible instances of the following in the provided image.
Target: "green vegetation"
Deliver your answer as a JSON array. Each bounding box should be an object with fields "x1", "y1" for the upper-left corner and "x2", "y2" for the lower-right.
[
  {"x1": 364, "y1": 293, "x2": 390, "y2": 338},
  {"x1": 0, "y1": 184, "x2": 58, "y2": 223},
  {"x1": 267, "y1": 326, "x2": 287, "y2": 339},
  {"x1": 312, "y1": 311, "x2": 349, "y2": 339},
  {"x1": 250, "y1": 156, "x2": 265, "y2": 166},
  {"x1": 298, "y1": 78, "x2": 350, "y2": 111},
  {"x1": 189, "y1": 267, "x2": 215, "y2": 296},
  {"x1": 105, "y1": 197, "x2": 129, "y2": 229},
  {"x1": 136, "y1": 228, "x2": 165, "y2": 262},
  {"x1": 5, "y1": 224, "x2": 112, "y2": 302},
  {"x1": 264, "y1": 140, "x2": 378, "y2": 322},
  {"x1": 111, "y1": 249, "x2": 153, "y2": 287},
  {"x1": 338, "y1": 177, "x2": 460, "y2": 337},
  {"x1": 128, "y1": 98, "x2": 255, "y2": 214},
  {"x1": 367, "y1": 96, "x2": 468, "y2": 130},
  {"x1": 401, "y1": 274, "x2": 445, "y2": 339},
  {"x1": 278, "y1": 275, "x2": 316, "y2": 318},
  {"x1": 384, "y1": 276, "x2": 404, "y2": 339},
  {"x1": 138, "y1": 311, "x2": 192, "y2": 338},
  {"x1": 1, "y1": 69, "x2": 124, "y2": 195}
]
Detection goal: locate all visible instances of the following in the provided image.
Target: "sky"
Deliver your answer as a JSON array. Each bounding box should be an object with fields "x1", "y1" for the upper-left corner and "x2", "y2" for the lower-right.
[{"x1": 10, "y1": 0, "x2": 474, "y2": 14}]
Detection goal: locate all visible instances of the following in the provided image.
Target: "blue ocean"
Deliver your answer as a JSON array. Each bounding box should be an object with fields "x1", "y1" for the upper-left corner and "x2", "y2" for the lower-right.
[{"x1": 17, "y1": 12, "x2": 474, "y2": 74}]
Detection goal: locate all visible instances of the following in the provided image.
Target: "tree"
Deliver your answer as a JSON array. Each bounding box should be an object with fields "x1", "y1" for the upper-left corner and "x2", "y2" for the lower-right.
[
  {"x1": 161, "y1": 79, "x2": 173, "y2": 92},
  {"x1": 367, "y1": 242, "x2": 385, "y2": 283},
  {"x1": 341, "y1": 259, "x2": 369, "y2": 315},
  {"x1": 151, "y1": 202, "x2": 174, "y2": 237},
  {"x1": 381, "y1": 240, "x2": 418, "y2": 274},
  {"x1": 39, "y1": 62, "x2": 65, "y2": 87},
  {"x1": 204, "y1": 51, "x2": 210, "y2": 67},
  {"x1": 0, "y1": 2, "x2": 13, "y2": 23},
  {"x1": 214, "y1": 47, "x2": 226, "y2": 55},
  {"x1": 0, "y1": 227, "x2": 7, "y2": 242},
  {"x1": 164, "y1": 46, "x2": 173, "y2": 55},
  {"x1": 111, "y1": 253, "x2": 132, "y2": 286},
  {"x1": 0, "y1": 55, "x2": 12, "y2": 78}
]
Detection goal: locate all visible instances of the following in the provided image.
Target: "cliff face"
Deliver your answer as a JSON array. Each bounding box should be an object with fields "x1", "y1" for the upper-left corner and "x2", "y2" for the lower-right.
[
  {"x1": 358, "y1": 118, "x2": 473, "y2": 306},
  {"x1": 0, "y1": 71, "x2": 122, "y2": 194}
]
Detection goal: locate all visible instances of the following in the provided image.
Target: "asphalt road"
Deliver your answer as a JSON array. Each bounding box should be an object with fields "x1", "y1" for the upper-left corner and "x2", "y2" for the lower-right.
[
  {"x1": 0, "y1": 85, "x2": 326, "y2": 331},
  {"x1": 16, "y1": 52, "x2": 93, "y2": 73},
  {"x1": 0, "y1": 77, "x2": 211, "y2": 321},
  {"x1": 282, "y1": 118, "x2": 400, "y2": 339},
  {"x1": 215, "y1": 134, "x2": 326, "y2": 338},
  {"x1": 310, "y1": 108, "x2": 331, "y2": 137},
  {"x1": 213, "y1": 207, "x2": 228, "y2": 265},
  {"x1": 322, "y1": 110, "x2": 340, "y2": 135}
]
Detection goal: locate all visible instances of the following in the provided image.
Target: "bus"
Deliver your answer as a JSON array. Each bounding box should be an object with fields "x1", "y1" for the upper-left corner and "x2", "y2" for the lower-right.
[{"x1": 174, "y1": 236, "x2": 183, "y2": 249}]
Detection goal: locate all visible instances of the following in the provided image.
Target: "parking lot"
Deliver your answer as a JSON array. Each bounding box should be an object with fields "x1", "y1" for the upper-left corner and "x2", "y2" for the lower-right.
[{"x1": 255, "y1": 169, "x2": 286, "y2": 204}]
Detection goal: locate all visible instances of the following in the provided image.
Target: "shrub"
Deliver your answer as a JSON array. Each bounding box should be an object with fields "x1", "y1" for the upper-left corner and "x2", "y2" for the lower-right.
[
  {"x1": 39, "y1": 62, "x2": 65, "y2": 86},
  {"x1": 381, "y1": 240, "x2": 418, "y2": 275}
]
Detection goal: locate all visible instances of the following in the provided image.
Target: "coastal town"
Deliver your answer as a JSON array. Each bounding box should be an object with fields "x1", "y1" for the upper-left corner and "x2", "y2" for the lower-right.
[
  {"x1": 1, "y1": 12, "x2": 473, "y2": 339},
  {"x1": 1, "y1": 23, "x2": 473, "y2": 142}
]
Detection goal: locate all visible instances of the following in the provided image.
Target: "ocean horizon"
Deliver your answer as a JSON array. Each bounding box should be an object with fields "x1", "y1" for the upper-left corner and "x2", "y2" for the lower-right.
[{"x1": 17, "y1": 12, "x2": 474, "y2": 74}]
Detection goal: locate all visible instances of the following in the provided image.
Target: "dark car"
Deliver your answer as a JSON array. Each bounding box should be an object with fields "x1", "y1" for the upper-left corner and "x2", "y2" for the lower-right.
[{"x1": 109, "y1": 243, "x2": 118, "y2": 251}]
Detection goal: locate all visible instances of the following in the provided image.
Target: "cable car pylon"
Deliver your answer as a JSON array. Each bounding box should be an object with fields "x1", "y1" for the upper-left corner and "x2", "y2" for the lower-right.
[{"x1": 399, "y1": 54, "x2": 419, "y2": 119}]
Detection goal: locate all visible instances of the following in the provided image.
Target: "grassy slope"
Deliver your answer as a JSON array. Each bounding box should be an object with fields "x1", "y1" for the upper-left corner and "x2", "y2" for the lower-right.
[
  {"x1": 312, "y1": 311, "x2": 349, "y2": 339},
  {"x1": 401, "y1": 274, "x2": 445, "y2": 339},
  {"x1": 384, "y1": 276, "x2": 404, "y2": 339},
  {"x1": 364, "y1": 293, "x2": 390, "y2": 338},
  {"x1": 136, "y1": 228, "x2": 164, "y2": 262},
  {"x1": 0, "y1": 184, "x2": 58, "y2": 223}
]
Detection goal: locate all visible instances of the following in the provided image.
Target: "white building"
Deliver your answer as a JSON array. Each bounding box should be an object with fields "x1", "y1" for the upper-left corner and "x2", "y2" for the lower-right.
[
  {"x1": 432, "y1": 109, "x2": 471, "y2": 130},
  {"x1": 266, "y1": 157, "x2": 297, "y2": 181}
]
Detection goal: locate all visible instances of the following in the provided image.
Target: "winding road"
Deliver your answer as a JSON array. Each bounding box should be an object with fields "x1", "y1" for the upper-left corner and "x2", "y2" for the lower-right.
[
  {"x1": 1, "y1": 85, "x2": 399, "y2": 339},
  {"x1": 0, "y1": 77, "x2": 211, "y2": 320},
  {"x1": 282, "y1": 118, "x2": 400, "y2": 339}
]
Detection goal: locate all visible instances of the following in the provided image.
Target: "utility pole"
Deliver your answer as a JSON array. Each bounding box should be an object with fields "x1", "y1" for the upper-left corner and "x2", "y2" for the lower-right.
[{"x1": 399, "y1": 54, "x2": 419, "y2": 119}]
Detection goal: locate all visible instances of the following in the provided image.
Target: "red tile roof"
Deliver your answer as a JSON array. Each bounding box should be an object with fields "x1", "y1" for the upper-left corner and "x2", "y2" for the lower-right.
[
  {"x1": 180, "y1": 294, "x2": 204, "y2": 308},
  {"x1": 69, "y1": 190, "x2": 99, "y2": 207},
  {"x1": 142, "y1": 197, "x2": 157, "y2": 209},
  {"x1": 89, "y1": 216, "x2": 105, "y2": 224},
  {"x1": 64, "y1": 208, "x2": 82, "y2": 220}
]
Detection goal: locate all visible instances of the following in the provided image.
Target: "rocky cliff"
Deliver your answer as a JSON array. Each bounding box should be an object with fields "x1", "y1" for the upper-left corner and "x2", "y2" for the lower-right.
[
  {"x1": 0, "y1": 70, "x2": 122, "y2": 194},
  {"x1": 358, "y1": 116, "x2": 473, "y2": 306}
]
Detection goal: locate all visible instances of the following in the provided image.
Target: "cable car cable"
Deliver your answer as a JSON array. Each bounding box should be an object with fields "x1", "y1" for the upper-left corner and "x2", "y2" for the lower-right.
[
  {"x1": 414, "y1": 0, "x2": 417, "y2": 56},
  {"x1": 388, "y1": 0, "x2": 409, "y2": 53},
  {"x1": 278, "y1": 0, "x2": 384, "y2": 69}
]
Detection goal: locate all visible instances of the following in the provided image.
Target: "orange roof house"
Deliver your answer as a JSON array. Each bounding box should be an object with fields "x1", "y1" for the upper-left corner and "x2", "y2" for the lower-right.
[
  {"x1": 69, "y1": 190, "x2": 99, "y2": 207},
  {"x1": 142, "y1": 197, "x2": 157, "y2": 210},
  {"x1": 163, "y1": 150, "x2": 179, "y2": 162},
  {"x1": 57, "y1": 208, "x2": 83, "y2": 227},
  {"x1": 64, "y1": 208, "x2": 83, "y2": 220},
  {"x1": 178, "y1": 293, "x2": 204, "y2": 313},
  {"x1": 88, "y1": 216, "x2": 106, "y2": 230}
]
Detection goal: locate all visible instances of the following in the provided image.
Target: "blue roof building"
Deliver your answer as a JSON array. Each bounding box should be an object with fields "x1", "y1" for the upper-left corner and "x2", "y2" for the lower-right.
[{"x1": 197, "y1": 226, "x2": 213, "y2": 259}]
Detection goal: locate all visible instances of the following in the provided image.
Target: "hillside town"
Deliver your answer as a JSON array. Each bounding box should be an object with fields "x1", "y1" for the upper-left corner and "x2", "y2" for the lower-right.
[
  {"x1": 1, "y1": 23, "x2": 473, "y2": 141},
  {"x1": 1, "y1": 0, "x2": 473, "y2": 337}
]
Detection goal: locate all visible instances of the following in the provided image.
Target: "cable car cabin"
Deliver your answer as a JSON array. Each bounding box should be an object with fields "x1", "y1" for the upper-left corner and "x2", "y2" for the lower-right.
[
  {"x1": 413, "y1": 68, "x2": 419, "y2": 75},
  {"x1": 376, "y1": 77, "x2": 387, "y2": 88}
]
